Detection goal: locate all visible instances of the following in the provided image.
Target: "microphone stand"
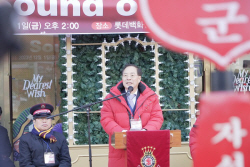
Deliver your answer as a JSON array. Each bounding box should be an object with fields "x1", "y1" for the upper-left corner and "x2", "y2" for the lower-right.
[
  {"x1": 86, "y1": 106, "x2": 92, "y2": 167},
  {"x1": 47, "y1": 91, "x2": 129, "y2": 167}
]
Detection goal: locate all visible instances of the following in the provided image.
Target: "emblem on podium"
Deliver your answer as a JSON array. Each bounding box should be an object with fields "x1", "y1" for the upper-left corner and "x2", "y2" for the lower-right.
[{"x1": 140, "y1": 146, "x2": 156, "y2": 167}]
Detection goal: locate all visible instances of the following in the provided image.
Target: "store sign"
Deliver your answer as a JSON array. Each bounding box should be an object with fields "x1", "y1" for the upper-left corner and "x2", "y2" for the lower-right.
[
  {"x1": 234, "y1": 69, "x2": 250, "y2": 92},
  {"x1": 12, "y1": 35, "x2": 58, "y2": 118},
  {"x1": 12, "y1": 36, "x2": 58, "y2": 62},
  {"x1": 8, "y1": 0, "x2": 146, "y2": 34},
  {"x1": 195, "y1": 92, "x2": 250, "y2": 167},
  {"x1": 136, "y1": 0, "x2": 250, "y2": 70},
  {"x1": 23, "y1": 74, "x2": 52, "y2": 98}
]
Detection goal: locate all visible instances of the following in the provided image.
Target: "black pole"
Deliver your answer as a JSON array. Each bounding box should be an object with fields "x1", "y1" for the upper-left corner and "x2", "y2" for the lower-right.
[
  {"x1": 47, "y1": 91, "x2": 128, "y2": 119},
  {"x1": 9, "y1": 53, "x2": 14, "y2": 162},
  {"x1": 86, "y1": 107, "x2": 92, "y2": 167}
]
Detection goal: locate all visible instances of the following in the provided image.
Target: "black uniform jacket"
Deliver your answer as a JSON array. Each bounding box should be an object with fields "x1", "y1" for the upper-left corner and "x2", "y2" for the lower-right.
[
  {"x1": 0, "y1": 126, "x2": 15, "y2": 167},
  {"x1": 19, "y1": 131, "x2": 71, "y2": 167}
]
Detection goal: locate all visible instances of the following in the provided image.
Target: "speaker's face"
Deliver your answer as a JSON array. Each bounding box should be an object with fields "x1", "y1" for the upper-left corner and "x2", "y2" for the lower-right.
[{"x1": 122, "y1": 66, "x2": 141, "y2": 93}]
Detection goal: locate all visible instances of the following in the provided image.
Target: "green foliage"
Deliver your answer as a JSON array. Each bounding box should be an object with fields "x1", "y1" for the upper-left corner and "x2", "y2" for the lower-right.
[
  {"x1": 161, "y1": 111, "x2": 189, "y2": 141},
  {"x1": 71, "y1": 44, "x2": 107, "y2": 144},
  {"x1": 158, "y1": 49, "x2": 189, "y2": 141},
  {"x1": 159, "y1": 49, "x2": 189, "y2": 109},
  {"x1": 58, "y1": 33, "x2": 190, "y2": 144},
  {"x1": 72, "y1": 45, "x2": 102, "y2": 111},
  {"x1": 74, "y1": 113, "x2": 108, "y2": 144}
]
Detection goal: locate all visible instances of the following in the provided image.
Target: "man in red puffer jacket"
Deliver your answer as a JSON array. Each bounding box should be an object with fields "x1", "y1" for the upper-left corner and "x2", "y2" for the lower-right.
[{"x1": 100, "y1": 64, "x2": 163, "y2": 167}]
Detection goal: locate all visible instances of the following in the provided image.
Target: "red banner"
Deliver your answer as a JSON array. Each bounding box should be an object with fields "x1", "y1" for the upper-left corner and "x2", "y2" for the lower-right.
[
  {"x1": 127, "y1": 130, "x2": 170, "y2": 167},
  {"x1": 136, "y1": 0, "x2": 250, "y2": 70},
  {"x1": 195, "y1": 92, "x2": 250, "y2": 167},
  {"x1": 8, "y1": 0, "x2": 147, "y2": 34}
]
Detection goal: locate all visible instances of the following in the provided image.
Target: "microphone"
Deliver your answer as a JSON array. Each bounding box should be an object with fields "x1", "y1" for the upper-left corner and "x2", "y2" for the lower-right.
[{"x1": 127, "y1": 86, "x2": 134, "y2": 96}]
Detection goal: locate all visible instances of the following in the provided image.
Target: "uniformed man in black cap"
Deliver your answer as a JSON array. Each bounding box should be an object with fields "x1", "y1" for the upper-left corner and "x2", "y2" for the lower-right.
[{"x1": 19, "y1": 103, "x2": 71, "y2": 167}]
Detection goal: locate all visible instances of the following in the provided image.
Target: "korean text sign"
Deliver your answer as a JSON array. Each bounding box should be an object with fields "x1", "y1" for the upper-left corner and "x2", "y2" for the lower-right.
[
  {"x1": 9, "y1": 0, "x2": 146, "y2": 34},
  {"x1": 195, "y1": 92, "x2": 250, "y2": 167},
  {"x1": 136, "y1": 0, "x2": 250, "y2": 70}
]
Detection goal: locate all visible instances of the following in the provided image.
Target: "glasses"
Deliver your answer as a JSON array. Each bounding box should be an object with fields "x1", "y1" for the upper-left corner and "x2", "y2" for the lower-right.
[{"x1": 122, "y1": 74, "x2": 138, "y2": 79}]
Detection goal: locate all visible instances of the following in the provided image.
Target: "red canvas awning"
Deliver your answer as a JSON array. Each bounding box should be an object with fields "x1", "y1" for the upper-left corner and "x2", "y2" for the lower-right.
[{"x1": 9, "y1": 0, "x2": 147, "y2": 35}]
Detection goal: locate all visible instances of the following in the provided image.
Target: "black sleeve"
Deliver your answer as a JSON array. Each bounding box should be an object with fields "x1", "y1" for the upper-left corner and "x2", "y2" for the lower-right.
[
  {"x1": 0, "y1": 127, "x2": 12, "y2": 158},
  {"x1": 19, "y1": 136, "x2": 36, "y2": 167},
  {"x1": 59, "y1": 137, "x2": 71, "y2": 167}
]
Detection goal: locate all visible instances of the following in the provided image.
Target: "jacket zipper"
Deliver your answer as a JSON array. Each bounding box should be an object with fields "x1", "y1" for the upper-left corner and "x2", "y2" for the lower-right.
[{"x1": 133, "y1": 92, "x2": 156, "y2": 118}]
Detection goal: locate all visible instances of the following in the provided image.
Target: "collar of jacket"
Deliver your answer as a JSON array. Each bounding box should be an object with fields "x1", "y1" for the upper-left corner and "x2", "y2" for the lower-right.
[
  {"x1": 109, "y1": 81, "x2": 154, "y2": 103},
  {"x1": 31, "y1": 131, "x2": 56, "y2": 140},
  {"x1": 116, "y1": 81, "x2": 147, "y2": 95}
]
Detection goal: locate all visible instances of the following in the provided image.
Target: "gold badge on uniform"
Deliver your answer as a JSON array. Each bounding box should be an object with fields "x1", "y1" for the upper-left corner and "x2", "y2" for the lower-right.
[{"x1": 41, "y1": 104, "x2": 45, "y2": 109}]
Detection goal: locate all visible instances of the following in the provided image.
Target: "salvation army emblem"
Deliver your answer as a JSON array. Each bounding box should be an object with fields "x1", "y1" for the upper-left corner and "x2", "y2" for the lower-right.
[{"x1": 141, "y1": 146, "x2": 156, "y2": 167}]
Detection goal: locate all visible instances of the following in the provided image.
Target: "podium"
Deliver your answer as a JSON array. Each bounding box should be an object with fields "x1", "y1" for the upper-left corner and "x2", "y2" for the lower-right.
[
  {"x1": 111, "y1": 130, "x2": 181, "y2": 167},
  {"x1": 111, "y1": 130, "x2": 181, "y2": 149}
]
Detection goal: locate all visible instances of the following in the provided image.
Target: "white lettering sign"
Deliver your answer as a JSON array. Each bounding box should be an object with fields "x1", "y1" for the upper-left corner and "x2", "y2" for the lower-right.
[
  {"x1": 23, "y1": 74, "x2": 52, "y2": 98},
  {"x1": 216, "y1": 151, "x2": 244, "y2": 167},
  {"x1": 211, "y1": 117, "x2": 247, "y2": 149},
  {"x1": 82, "y1": 0, "x2": 103, "y2": 16},
  {"x1": 234, "y1": 69, "x2": 250, "y2": 92},
  {"x1": 38, "y1": 0, "x2": 57, "y2": 16},
  {"x1": 14, "y1": 0, "x2": 35, "y2": 16},
  {"x1": 11, "y1": 0, "x2": 138, "y2": 17},
  {"x1": 30, "y1": 40, "x2": 58, "y2": 53},
  {"x1": 60, "y1": 0, "x2": 80, "y2": 16},
  {"x1": 116, "y1": 0, "x2": 137, "y2": 16},
  {"x1": 196, "y1": 2, "x2": 248, "y2": 43}
]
